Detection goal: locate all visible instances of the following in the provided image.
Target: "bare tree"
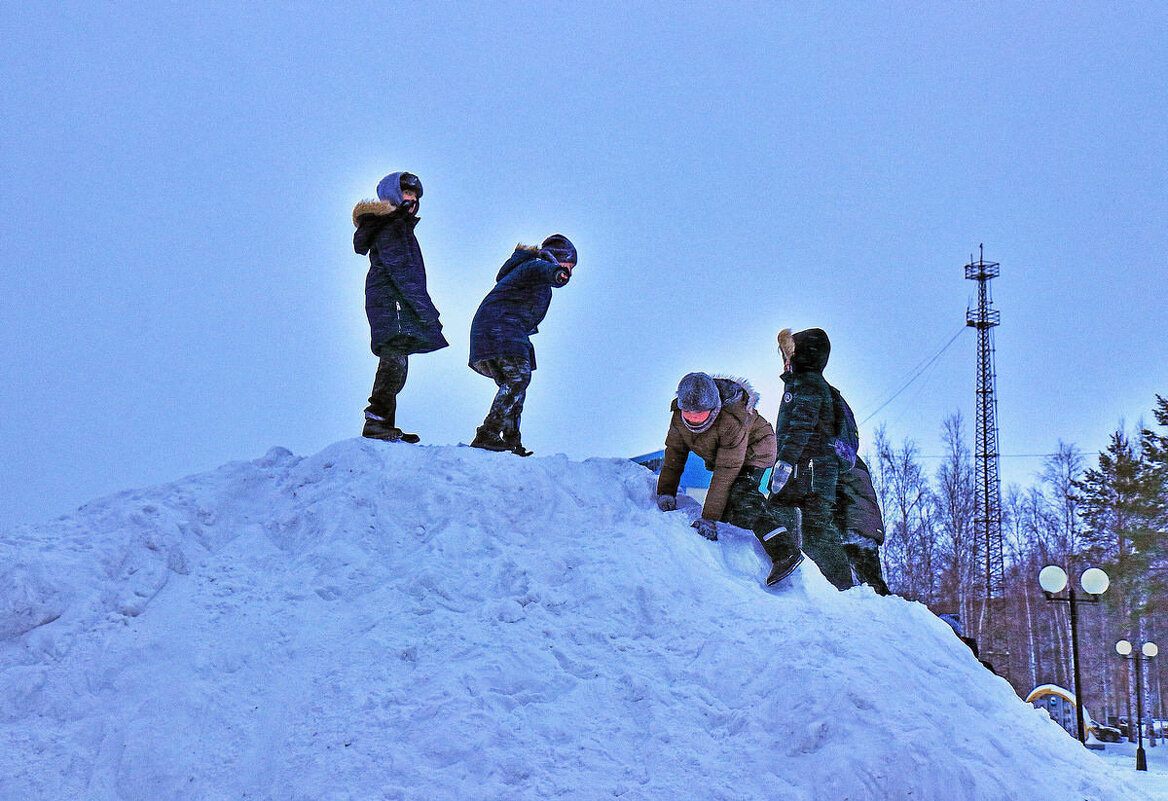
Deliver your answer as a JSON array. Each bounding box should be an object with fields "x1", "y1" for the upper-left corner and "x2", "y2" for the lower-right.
[
  {"x1": 934, "y1": 412, "x2": 978, "y2": 623},
  {"x1": 871, "y1": 426, "x2": 938, "y2": 604}
]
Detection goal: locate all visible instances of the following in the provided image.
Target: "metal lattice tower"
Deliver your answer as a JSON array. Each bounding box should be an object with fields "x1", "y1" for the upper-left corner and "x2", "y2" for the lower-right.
[{"x1": 965, "y1": 245, "x2": 1004, "y2": 599}]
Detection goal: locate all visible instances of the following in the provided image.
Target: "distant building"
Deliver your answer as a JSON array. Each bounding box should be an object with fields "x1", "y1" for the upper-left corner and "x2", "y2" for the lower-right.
[{"x1": 1026, "y1": 684, "x2": 1107, "y2": 749}]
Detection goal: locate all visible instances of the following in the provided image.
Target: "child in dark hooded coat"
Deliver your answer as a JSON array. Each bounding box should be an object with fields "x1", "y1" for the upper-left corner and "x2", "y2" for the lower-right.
[
  {"x1": 352, "y1": 171, "x2": 448, "y2": 443},
  {"x1": 770, "y1": 328, "x2": 853, "y2": 590},
  {"x1": 467, "y1": 235, "x2": 576, "y2": 456}
]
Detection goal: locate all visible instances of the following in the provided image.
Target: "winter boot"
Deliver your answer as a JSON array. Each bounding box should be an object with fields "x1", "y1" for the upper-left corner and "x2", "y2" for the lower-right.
[
  {"x1": 501, "y1": 431, "x2": 533, "y2": 457},
  {"x1": 362, "y1": 414, "x2": 403, "y2": 442},
  {"x1": 468, "y1": 426, "x2": 510, "y2": 452},
  {"x1": 362, "y1": 413, "x2": 420, "y2": 444},
  {"x1": 760, "y1": 525, "x2": 804, "y2": 587}
]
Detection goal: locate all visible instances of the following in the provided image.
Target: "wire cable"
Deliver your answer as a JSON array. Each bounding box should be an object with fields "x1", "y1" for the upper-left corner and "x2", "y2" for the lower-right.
[{"x1": 859, "y1": 325, "x2": 968, "y2": 426}]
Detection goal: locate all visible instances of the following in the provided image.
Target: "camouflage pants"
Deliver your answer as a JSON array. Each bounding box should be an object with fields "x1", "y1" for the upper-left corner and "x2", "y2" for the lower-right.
[
  {"x1": 475, "y1": 356, "x2": 532, "y2": 440},
  {"x1": 365, "y1": 353, "x2": 408, "y2": 425},
  {"x1": 770, "y1": 459, "x2": 853, "y2": 590},
  {"x1": 721, "y1": 467, "x2": 799, "y2": 561}
]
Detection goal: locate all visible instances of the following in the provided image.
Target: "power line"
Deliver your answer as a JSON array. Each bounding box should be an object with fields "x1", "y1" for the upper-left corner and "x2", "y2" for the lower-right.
[
  {"x1": 910, "y1": 453, "x2": 1058, "y2": 460},
  {"x1": 859, "y1": 325, "x2": 968, "y2": 426}
]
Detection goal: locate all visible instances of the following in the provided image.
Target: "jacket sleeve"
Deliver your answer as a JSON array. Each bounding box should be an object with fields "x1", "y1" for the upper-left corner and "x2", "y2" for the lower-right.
[
  {"x1": 509, "y1": 258, "x2": 559, "y2": 287},
  {"x1": 700, "y1": 421, "x2": 749, "y2": 521},
  {"x1": 776, "y1": 384, "x2": 826, "y2": 465},
  {"x1": 750, "y1": 414, "x2": 778, "y2": 467},
  {"x1": 656, "y1": 418, "x2": 689, "y2": 498}
]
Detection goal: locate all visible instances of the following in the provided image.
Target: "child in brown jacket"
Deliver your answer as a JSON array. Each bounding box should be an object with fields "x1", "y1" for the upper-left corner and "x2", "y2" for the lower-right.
[{"x1": 655, "y1": 372, "x2": 803, "y2": 586}]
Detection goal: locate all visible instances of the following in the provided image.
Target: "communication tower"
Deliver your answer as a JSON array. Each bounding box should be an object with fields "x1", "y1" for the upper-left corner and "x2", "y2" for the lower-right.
[{"x1": 965, "y1": 245, "x2": 1005, "y2": 599}]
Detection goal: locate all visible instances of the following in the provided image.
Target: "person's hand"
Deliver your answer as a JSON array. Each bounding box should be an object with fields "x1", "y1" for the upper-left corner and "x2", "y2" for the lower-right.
[
  {"x1": 769, "y1": 461, "x2": 793, "y2": 493},
  {"x1": 834, "y1": 439, "x2": 856, "y2": 467},
  {"x1": 656, "y1": 495, "x2": 677, "y2": 513},
  {"x1": 692, "y1": 518, "x2": 718, "y2": 541}
]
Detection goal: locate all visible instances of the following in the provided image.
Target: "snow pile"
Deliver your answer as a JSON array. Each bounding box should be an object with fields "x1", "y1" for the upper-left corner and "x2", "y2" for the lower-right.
[{"x1": 0, "y1": 440, "x2": 1144, "y2": 800}]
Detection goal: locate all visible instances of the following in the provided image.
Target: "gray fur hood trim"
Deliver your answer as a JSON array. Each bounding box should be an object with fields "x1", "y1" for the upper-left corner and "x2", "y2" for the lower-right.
[
  {"x1": 711, "y1": 374, "x2": 760, "y2": 413},
  {"x1": 352, "y1": 199, "x2": 401, "y2": 227}
]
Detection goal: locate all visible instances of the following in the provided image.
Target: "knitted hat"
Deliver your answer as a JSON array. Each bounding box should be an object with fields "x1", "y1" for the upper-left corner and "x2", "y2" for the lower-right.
[
  {"x1": 676, "y1": 372, "x2": 723, "y2": 433},
  {"x1": 540, "y1": 234, "x2": 577, "y2": 266},
  {"x1": 677, "y1": 372, "x2": 719, "y2": 412},
  {"x1": 376, "y1": 172, "x2": 424, "y2": 206}
]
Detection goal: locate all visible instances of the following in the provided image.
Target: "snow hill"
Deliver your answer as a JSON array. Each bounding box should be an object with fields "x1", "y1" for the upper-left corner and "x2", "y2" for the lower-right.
[{"x1": 0, "y1": 440, "x2": 1145, "y2": 800}]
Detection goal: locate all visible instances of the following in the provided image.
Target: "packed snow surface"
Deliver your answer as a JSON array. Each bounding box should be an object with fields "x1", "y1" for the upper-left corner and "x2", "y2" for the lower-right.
[{"x1": 0, "y1": 440, "x2": 1149, "y2": 800}]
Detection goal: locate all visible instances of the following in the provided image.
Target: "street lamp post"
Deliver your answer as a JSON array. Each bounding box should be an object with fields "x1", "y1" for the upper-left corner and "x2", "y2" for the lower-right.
[
  {"x1": 1116, "y1": 639, "x2": 1158, "y2": 771},
  {"x1": 1039, "y1": 565, "x2": 1110, "y2": 745}
]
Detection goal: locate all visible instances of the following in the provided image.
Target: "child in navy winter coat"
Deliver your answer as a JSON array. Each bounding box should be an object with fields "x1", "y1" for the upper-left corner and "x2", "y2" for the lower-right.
[
  {"x1": 352, "y1": 172, "x2": 448, "y2": 443},
  {"x1": 467, "y1": 235, "x2": 576, "y2": 456}
]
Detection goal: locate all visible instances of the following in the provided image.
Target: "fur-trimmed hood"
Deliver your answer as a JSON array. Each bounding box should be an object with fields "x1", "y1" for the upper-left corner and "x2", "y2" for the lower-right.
[
  {"x1": 671, "y1": 374, "x2": 761, "y2": 415},
  {"x1": 712, "y1": 374, "x2": 760, "y2": 413},
  {"x1": 777, "y1": 328, "x2": 830, "y2": 373},
  {"x1": 496, "y1": 244, "x2": 552, "y2": 282},
  {"x1": 352, "y1": 199, "x2": 404, "y2": 227},
  {"x1": 777, "y1": 329, "x2": 796, "y2": 364}
]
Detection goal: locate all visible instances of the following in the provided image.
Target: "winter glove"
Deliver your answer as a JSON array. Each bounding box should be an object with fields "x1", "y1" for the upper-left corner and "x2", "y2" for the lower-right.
[
  {"x1": 769, "y1": 461, "x2": 793, "y2": 494},
  {"x1": 656, "y1": 494, "x2": 677, "y2": 512},
  {"x1": 833, "y1": 439, "x2": 857, "y2": 469},
  {"x1": 692, "y1": 518, "x2": 718, "y2": 541},
  {"x1": 539, "y1": 249, "x2": 572, "y2": 287}
]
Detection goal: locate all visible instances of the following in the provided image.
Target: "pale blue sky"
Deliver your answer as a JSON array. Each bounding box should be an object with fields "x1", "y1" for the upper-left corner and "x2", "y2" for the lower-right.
[{"x1": 2, "y1": 3, "x2": 1165, "y2": 528}]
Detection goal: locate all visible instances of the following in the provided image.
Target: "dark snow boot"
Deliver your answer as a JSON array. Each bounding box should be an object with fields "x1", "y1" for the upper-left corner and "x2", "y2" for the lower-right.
[
  {"x1": 362, "y1": 414, "x2": 419, "y2": 444},
  {"x1": 760, "y1": 525, "x2": 804, "y2": 587},
  {"x1": 468, "y1": 426, "x2": 510, "y2": 452},
  {"x1": 501, "y1": 431, "x2": 533, "y2": 457},
  {"x1": 362, "y1": 415, "x2": 403, "y2": 442},
  {"x1": 765, "y1": 550, "x2": 805, "y2": 586}
]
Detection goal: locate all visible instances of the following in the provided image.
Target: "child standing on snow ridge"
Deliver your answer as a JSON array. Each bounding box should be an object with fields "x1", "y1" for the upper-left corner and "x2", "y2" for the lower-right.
[
  {"x1": 466, "y1": 235, "x2": 577, "y2": 457},
  {"x1": 352, "y1": 172, "x2": 449, "y2": 443},
  {"x1": 769, "y1": 328, "x2": 853, "y2": 590}
]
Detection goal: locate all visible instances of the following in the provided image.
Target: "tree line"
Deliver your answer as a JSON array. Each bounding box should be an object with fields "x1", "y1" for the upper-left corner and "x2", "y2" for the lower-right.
[{"x1": 870, "y1": 395, "x2": 1168, "y2": 732}]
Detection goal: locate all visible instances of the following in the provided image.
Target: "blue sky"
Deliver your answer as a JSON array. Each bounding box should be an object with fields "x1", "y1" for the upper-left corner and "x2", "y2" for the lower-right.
[{"x1": 2, "y1": 3, "x2": 1165, "y2": 528}]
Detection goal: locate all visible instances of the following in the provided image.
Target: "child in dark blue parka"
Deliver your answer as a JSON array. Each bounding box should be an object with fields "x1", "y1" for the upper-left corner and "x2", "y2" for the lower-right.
[
  {"x1": 352, "y1": 172, "x2": 448, "y2": 442},
  {"x1": 467, "y1": 235, "x2": 576, "y2": 456}
]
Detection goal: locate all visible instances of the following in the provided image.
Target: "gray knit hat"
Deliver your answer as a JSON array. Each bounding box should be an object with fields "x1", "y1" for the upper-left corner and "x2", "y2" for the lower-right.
[
  {"x1": 677, "y1": 372, "x2": 722, "y2": 432},
  {"x1": 677, "y1": 372, "x2": 719, "y2": 411}
]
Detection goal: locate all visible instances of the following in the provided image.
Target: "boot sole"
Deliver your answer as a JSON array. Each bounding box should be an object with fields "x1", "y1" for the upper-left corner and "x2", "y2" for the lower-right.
[{"x1": 766, "y1": 553, "x2": 805, "y2": 586}]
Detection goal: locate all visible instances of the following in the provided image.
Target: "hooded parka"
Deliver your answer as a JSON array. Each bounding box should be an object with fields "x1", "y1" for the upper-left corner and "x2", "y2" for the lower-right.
[
  {"x1": 774, "y1": 328, "x2": 835, "y2": 467},
  {"x1": 772, "y1": 328, "x2": 853, "y2": 590},
  {"x1": 353, "y1": 200, "x2": 448, "y2": 357},
  {"x1": 468, "y1": 246, "x2": 568, "y2": 373}
]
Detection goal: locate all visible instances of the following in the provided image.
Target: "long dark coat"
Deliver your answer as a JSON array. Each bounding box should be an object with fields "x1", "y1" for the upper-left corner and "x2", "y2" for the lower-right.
[
  {"x1": 836, "y1": 457, "x2": 887, "y2": 544},
  {"x1": 468, "y1": 246, "x2": 566, "y2": 373},
  {"x1": 353, "y1": 200, "x2": 448, "y2": 357}
]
